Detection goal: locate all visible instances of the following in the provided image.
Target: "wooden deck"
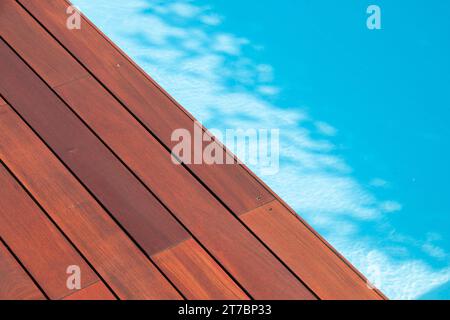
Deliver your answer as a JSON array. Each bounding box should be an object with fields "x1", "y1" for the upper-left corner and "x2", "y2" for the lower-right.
[{"x1": 0, "y1": 0, "x2": 386, "y2": 300}]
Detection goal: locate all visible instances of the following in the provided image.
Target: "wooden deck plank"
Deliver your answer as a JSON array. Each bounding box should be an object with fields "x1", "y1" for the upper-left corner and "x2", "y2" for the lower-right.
[
  {"x1": 0, "y1": 8, "x2": 313, "y2": 299},
  {"x1": 55, "y1": 76, "x2": 313, "y2": 300},
  {"x1": 1, "y1": 0, "x2": 387, "y2": 300},
  {"x1": 0, "y1": 0, "x2": 188, "y2": 254},
  {"x1": 0, "y1": 241, "x2": 45, "y2": 300},
  {"x1": 14, "y1": 0, "x2": 384, "y2": 300},
  {"x1": 0, "y1": 1, "x2": 87, "y2": 88},
  {"x1": 0, "y1": 104, "x2": 181, "y2": 300},
  {"x1": 0, "y1": 163, "x2": 99, "y2": 300},
  {"x1": 154, "y1": 240, "x2": 249, "y2": 300},
  {"x1": 63, "y1": 281, "x2": 116, "y2": 300},
  {"x1": 17, "y1": 0, "x2": 275, "y2": 215},
  {"x1": 241, "y1": 201, "x2": 381, "y2": 300},
  {"x1": 0, "y1": 7, "x2": 249, "y2": 299},
  {"x1": 237, "y1": 173, "x2": 387, "y2": 300},
  {"x1": 2, "y1": 42, "x2": 246, "y2": 299},
  {"x1": 0, "y1": 37, "x2": 190, "y2": 256}
]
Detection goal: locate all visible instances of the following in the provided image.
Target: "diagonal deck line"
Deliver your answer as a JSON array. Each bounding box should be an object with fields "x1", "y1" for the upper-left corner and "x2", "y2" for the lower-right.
[
  {"x1": 9, "y1": 0, "x2": 387, "y2": 299},
  {"x1": 0, "y1": 236, "x2": 49, "y2": 300},
  {"x1": 1, "y1": 4, "x2": 316, "y2": 297},
  {"x1": 0, "y1": 33, "x2": 250, "y2": 300},
  {"x1": 0, "y1": 87, "x2": 183, "y2": 300},
  {"x1": 75, "y1": 8, "x2": 386, "y2": 298},
  {"x1": 0, "y1": 158, "x2": 115, "y2": 300},
  {"x1": 68, "y1": 4, "x2": 386, "y2": 299},
  {"x1": 13, "y1": 1, "x2": 319, "y2": 298}
]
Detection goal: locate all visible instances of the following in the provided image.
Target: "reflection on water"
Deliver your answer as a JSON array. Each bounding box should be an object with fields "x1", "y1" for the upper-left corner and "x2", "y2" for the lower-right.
[{"x1": 73, "y1": 0, "x2": 450, "y2": 299}]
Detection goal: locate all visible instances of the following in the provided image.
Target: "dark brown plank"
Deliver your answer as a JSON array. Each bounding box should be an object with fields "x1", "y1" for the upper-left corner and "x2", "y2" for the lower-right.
[
  {"x1": 55, "y1": 76, "x2": 313, "y2": 299},
  {"x1": 15, "y1": 0, "x2": 386, "y2": 300},
  {"x1": 0, "y1": 163, "x2": 99, "y2": 300},
  {"x1": 0, "y1": 241, "x2": 45, "y2": 300},
  {"x1": 241, "y1": 201, "x2": 382, "y2": 300},
  {"x1": 63, "y1": 281, "x2": 116, "y2": 300},
  {"x1": 0, "y1": 17, "x2": 313, "y2": 299},
  {"x1": 0, "y1": 6, "x2": 249, "y2": 299},
  {"x1": 17, "y1": 0, "x2": 274, "y2": 215},
  {"x1": 0, "y1": 37, "x2": 189, "y2": 257},
  {"x1": 0, "y1": 1, "x2": 87, "y2": 88},
  {"x1": 0, "y1": 103, "x2": 181, "y2": 300}
]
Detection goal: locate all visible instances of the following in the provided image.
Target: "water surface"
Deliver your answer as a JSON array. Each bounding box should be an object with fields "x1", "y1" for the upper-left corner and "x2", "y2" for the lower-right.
[{"x1": 73, "y1": 0, "x2": 450, "y2": 299}]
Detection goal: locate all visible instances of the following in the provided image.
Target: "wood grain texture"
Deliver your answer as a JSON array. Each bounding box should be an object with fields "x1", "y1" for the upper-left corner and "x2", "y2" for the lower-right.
[
  {"x1": 0, "y1": 38, "x2": 189, "y2": 256},
  {"x1": 0, "y1": 1, "x2": 88, "y2": 87},
  {"x1": 1, "y1": 8, "x2": 249, "y2": 298},
  {"x1": 0, "y1": 163, "x2": 99, "y2": 300},
  {"x1": 55, "y1": 75, "x2": 314, "y2": 299},
  {"x1": 0, "y1": 104, "x2": 181, "y2": 300},
  {"x1": 63, "y1": 281, "x2": 115, "y2": 300},
  {"x1": 0, "y1": 241, "x2": 45, "y2": 300},
  {"x1": 0, "y1": 20, "x2": 313, "y2": 299},
  {"x1": 2, "y1": 0, "x2": 386, "y2": 300},
  {"x1": 241, "y1": 201, "x2": 382, "y2": 300},
  {"x1": 235, "y1": 154, "x2": 387, "y2": 300},
  {"x1": 17, "y1": 0, "x2": 274, "y2": 215},
  {"x1": 15, "y1": 1, "x2": 384, "y2": 299},
  {"x1": 153, "y1": 239, "x2": 248, "y2": 300}
]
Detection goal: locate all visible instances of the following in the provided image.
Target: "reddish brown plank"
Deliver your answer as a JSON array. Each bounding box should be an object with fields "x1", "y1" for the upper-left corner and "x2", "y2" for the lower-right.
[
  {"x1": 0, "y1": 1, "x2": 86, "y2": 88},
  {"x1": 237, "y1": 167, "x2": 387, "y2": 300},
  {"x1": 241, "y1": 201, "x2": 382, "y2": 300},
  {"x1": 0, "y1": 28, "x2": 313, "y2": 298},
  {"x1": 55, "y1": 76, "x2": 313, "y2": 299},
  {"x1": 15, "y1": 0, "x2": 386, "y2": 300},
  {"x1": 153, "y1": 239, "x2": 249, "y2": 300},
  {"x1": 0, "y1": 37, "x2": 189, "y2": 256},
  {"x1": 63, "y1": 281, "x2": 116, "y2": 300},
  {"x1": 0, "y1": 96, "x2": 5, "y2": 106},
  {"x1": 0, "y1": 10, "x2": 249, "y2": 299},
  {"x1": 0, "y1": 104, "x2": 181, "y2": 300},
  {"x1": 6, "y1": 0, "x2": 386, "y2": 300},
  {"x1": 17, "y1": 0, "x2": 274, "y2": 215},
  {"x1": 0, "y1": 241, "x2": 45, "y2": 300},
  {"x1": 0, "y1": 163, "x2": 99, "y2": 300}
]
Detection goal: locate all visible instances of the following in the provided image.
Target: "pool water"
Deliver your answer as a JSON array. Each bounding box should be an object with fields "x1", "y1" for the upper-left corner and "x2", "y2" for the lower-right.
[{"x1": 72, "y1": 0, "x2": 450, "y2": 299}]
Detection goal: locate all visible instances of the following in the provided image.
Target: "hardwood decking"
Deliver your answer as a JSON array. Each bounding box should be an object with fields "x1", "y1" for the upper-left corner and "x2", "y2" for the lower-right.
[{"x1": 0, "y1": 0, "x2": 385, "y2": 300}]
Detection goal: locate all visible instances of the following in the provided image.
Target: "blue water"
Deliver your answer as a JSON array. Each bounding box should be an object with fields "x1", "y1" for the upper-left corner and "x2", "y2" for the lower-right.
[{"x1": 72, "y1": 0, "x2": 450, "y2": 299}]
